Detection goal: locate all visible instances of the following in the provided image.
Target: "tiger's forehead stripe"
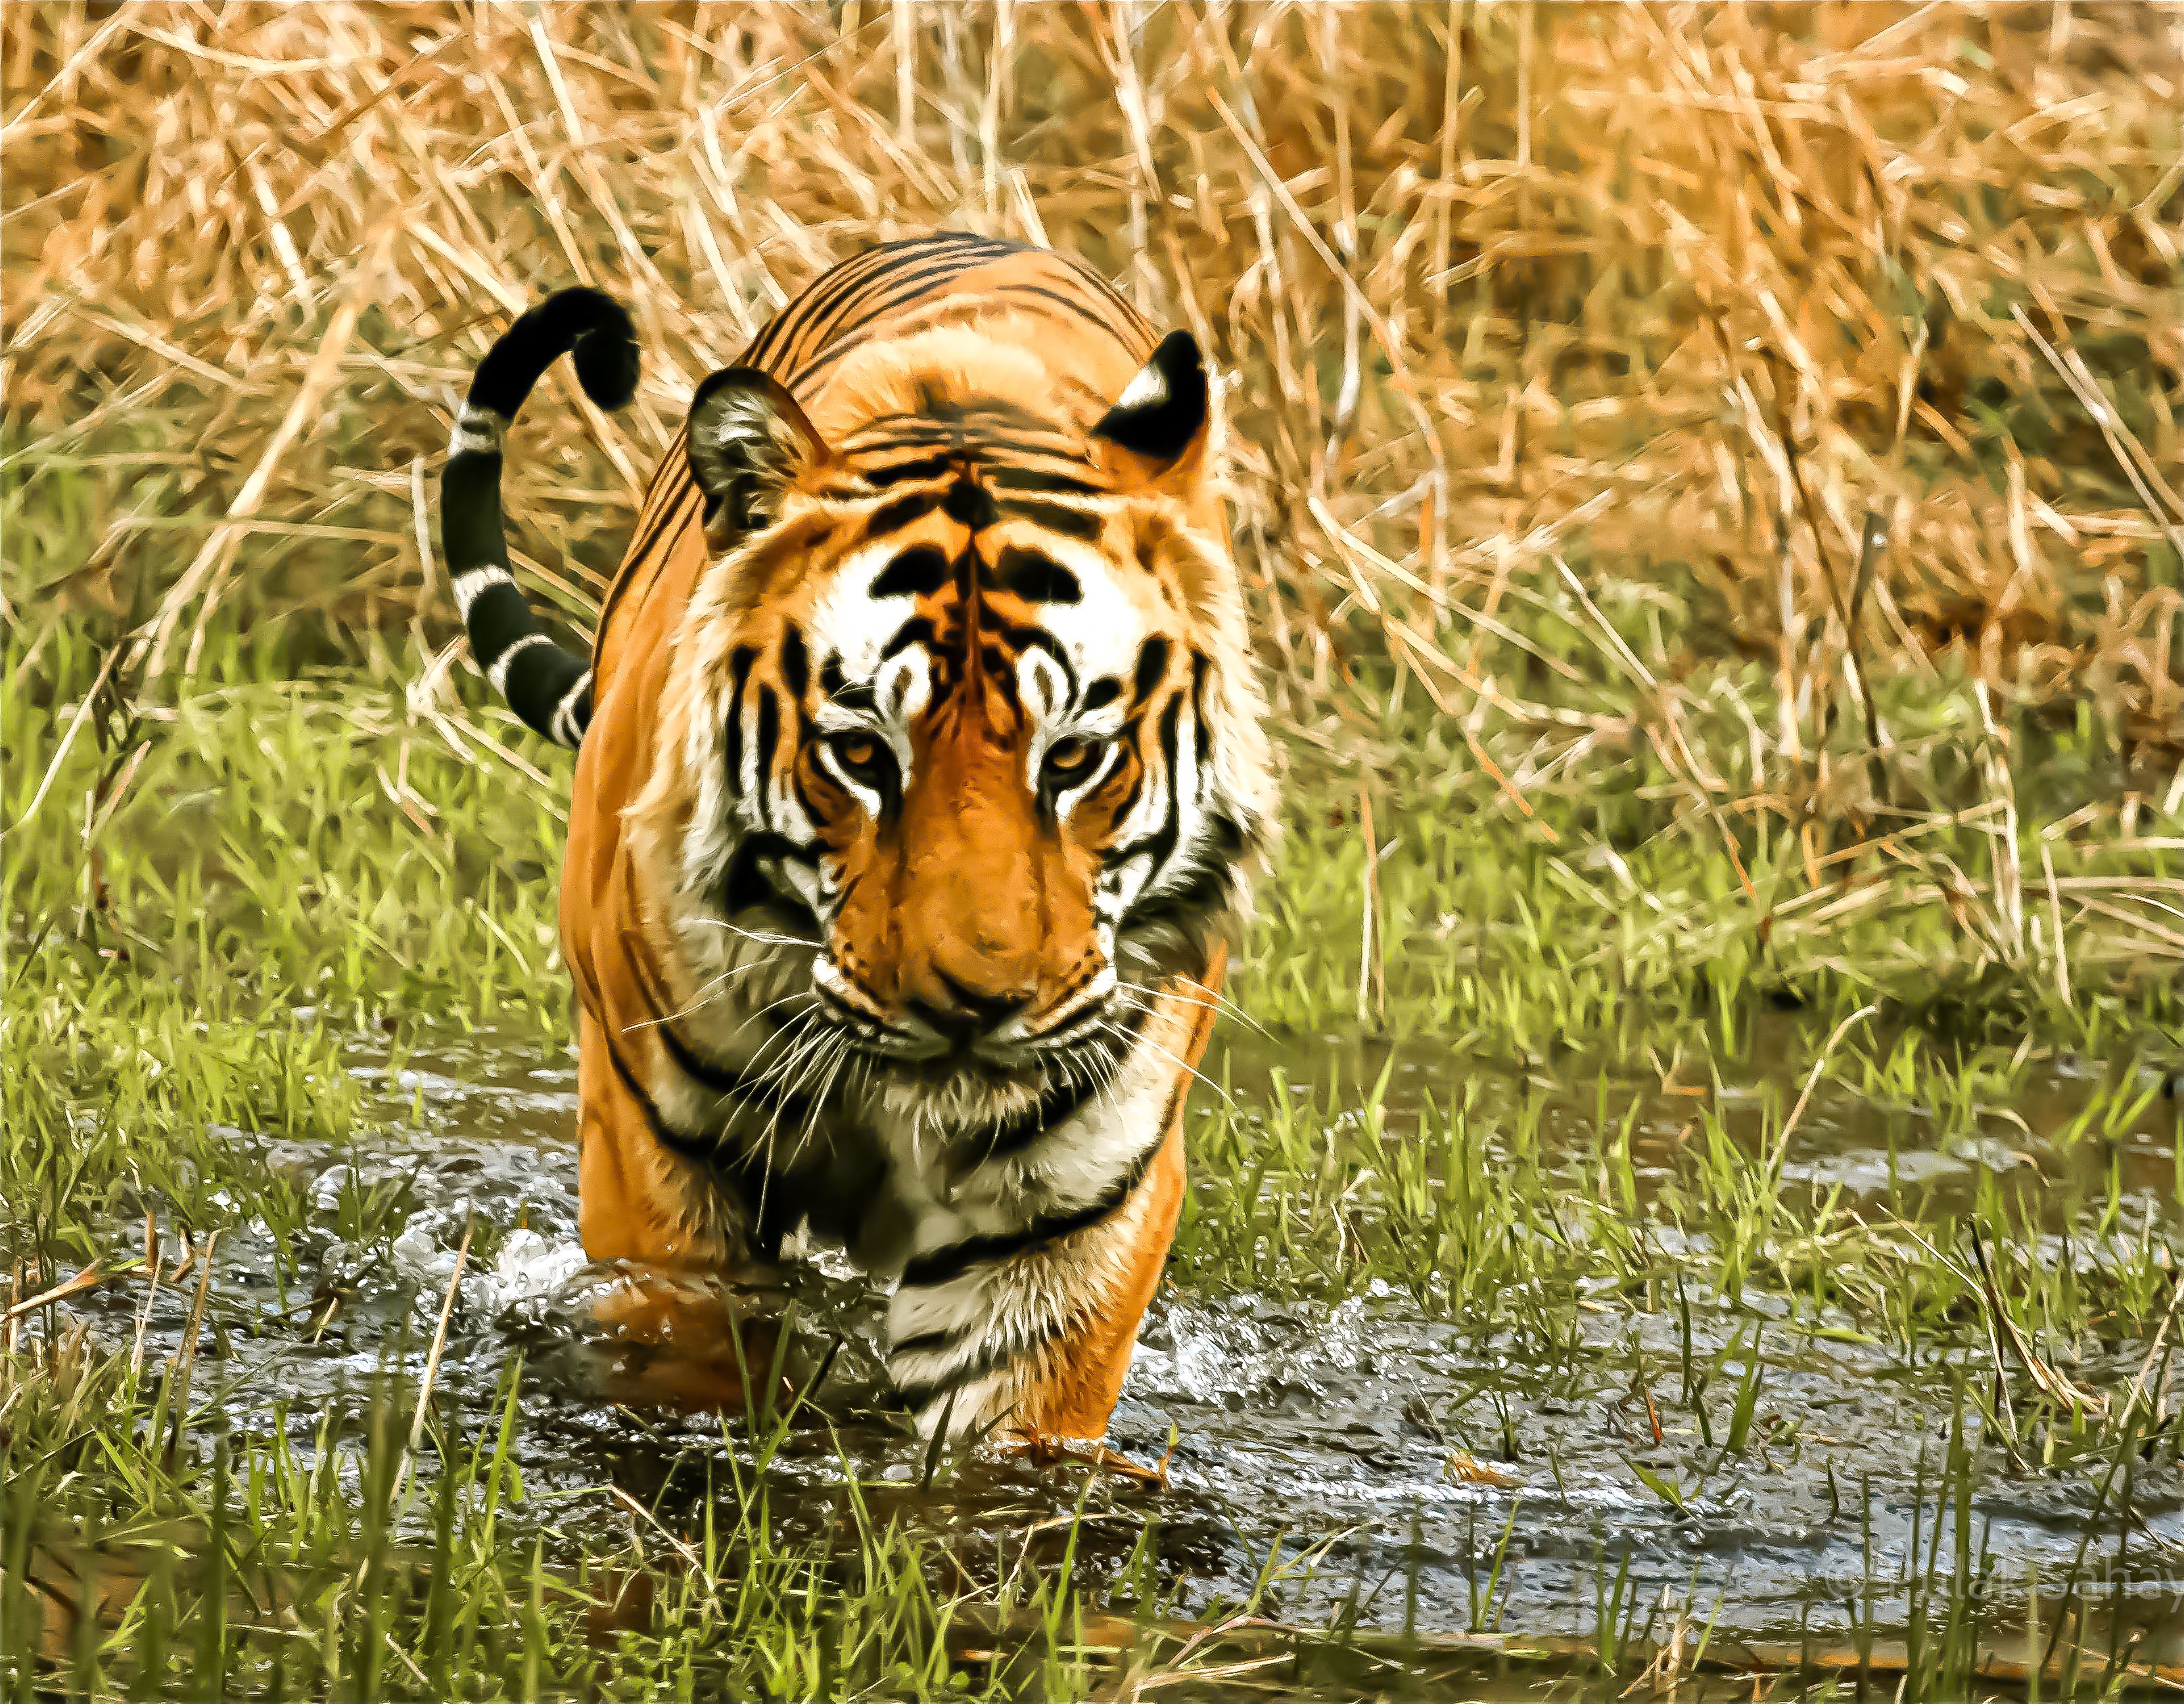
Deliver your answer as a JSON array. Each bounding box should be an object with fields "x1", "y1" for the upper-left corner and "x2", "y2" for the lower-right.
[
  {"x1": 599, "y1": 233, "x2": 1160, "y2": 653},
  {"x1": 779, "y1": 458, "x2": 1165, "y2": 671}
]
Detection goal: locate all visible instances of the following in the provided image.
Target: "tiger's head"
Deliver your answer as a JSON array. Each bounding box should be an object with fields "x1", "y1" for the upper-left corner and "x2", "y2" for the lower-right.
[{"x1": 634, "y1": 325, "x2": 1274, "y2": 1128}]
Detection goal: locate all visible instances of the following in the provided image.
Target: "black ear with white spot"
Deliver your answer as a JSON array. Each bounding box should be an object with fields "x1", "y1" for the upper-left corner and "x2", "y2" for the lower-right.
[
  {"x1": 1090, "y1": 331, "x2": 1209, "y2": 480},
  {"x1": 687, "y1": 366, "x2": 829, "y2": 546}
]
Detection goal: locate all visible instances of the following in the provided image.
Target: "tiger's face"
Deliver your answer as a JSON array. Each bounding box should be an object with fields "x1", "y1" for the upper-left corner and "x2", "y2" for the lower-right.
[{"x1": 642, "y1": 330, "x2": 1272, "y2": 1124}]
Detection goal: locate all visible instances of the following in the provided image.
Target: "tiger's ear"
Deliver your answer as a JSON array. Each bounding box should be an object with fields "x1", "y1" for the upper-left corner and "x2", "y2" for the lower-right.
[
  {"x1": 687, "y1": 367, "x2": 831, "y2": 546},
  {"x1": 1090, "y1": 331, "x2": 1209, "y2": 487}
]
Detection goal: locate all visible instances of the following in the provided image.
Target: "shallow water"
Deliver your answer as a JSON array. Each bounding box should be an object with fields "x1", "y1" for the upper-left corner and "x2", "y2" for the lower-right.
[
  {"x1": 1217, "y1": 1010, "x2": 2183, "y2": 1221},
  {"x1": 52, "y1": 1018, "x2": 2184, "y2": 1674}
]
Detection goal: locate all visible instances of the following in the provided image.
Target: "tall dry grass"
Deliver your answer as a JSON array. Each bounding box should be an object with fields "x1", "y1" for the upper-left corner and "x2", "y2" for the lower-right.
[{"x1": 4, "y1": 3, "x2": 2181, "y2": 998}]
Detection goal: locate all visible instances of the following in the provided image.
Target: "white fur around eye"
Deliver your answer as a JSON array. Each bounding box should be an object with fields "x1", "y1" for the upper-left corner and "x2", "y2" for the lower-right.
[
  {"x1": 816, "y1": 738, "x2": 889, "y2": 820},
  {"x1": 1018, "y1": 648, "x2": 1070, "y2": 721},
  {"x1": 877, "y1": 650, "x2": 929, "y2": 724},
  {"x1": 1034, "y1": 734, "x2": 1121, "y2": 822}
]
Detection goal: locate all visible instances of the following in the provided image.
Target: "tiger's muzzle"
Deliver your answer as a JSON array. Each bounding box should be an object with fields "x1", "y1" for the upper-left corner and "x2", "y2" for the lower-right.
[{"x1": 812, "y1": 949, "x2": 1119, "y2": 1074}]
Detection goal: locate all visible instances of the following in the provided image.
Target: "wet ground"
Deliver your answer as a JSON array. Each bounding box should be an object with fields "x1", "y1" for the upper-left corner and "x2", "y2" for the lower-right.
[{"x1": 52, "y1": 1018, "x2": 2184, "y2": 1680}]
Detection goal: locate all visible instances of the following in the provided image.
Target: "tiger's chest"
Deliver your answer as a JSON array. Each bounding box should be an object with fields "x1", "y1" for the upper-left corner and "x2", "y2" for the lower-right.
[{"x1": 659, "y1": 960, "x2": 1173, "y2": 1283}]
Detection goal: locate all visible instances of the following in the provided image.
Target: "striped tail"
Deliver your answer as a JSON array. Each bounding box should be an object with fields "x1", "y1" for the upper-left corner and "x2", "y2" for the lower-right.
[{"x1": 440, "y1": 287, "x2": 639, "y2": 747}]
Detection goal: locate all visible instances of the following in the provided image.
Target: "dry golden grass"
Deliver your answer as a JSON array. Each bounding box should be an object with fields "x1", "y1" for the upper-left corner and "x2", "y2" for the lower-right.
[{"x1": 4, "y1": 3, "x2": 2181, "y2": 998}]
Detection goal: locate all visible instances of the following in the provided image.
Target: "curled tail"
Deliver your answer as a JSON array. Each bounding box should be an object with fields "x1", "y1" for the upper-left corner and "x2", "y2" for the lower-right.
[{"x1": 440, "y1": 287, "x2": 638, "y2": 747}]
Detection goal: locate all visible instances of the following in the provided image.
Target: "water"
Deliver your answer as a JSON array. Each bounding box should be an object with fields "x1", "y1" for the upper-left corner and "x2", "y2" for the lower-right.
[{"x1": 44, "y1": 1018, "x2": 2184, "y2": 1679}]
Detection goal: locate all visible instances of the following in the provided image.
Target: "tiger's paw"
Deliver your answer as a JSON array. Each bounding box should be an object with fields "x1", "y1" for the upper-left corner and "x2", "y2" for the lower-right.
[
  {"x1": 998, "y1": 1430, "x2": 1172, "y2": 1487},
  {"x1": 584, "y1": 1262, "x2": 801, "y2": 1417}
]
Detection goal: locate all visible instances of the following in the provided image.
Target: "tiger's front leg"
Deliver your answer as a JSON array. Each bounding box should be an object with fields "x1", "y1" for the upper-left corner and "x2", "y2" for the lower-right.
[
  {"x1": 572, "y1": 1006, "x2": 799, "y2": 1413},
  {"x1": 884, "y1": 958, "x2": 1221, "y2": 1441}
]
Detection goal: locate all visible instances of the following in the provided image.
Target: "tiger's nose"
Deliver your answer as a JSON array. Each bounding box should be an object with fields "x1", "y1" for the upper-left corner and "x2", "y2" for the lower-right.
[{"x1": 906, "y1": 967, "x2": 1037, "y2": 1043}]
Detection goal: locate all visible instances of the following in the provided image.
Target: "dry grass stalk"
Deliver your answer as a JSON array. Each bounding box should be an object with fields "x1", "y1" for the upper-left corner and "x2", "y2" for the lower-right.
[{"x1": 5, "y1": 3, "x2": 2178, "y2": 992}]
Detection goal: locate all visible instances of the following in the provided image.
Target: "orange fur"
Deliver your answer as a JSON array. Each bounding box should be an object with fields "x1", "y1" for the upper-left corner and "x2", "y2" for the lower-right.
[
  {"x1": 1012, "y1": 947, "x2": 1226, "y2": 1436},
  {"x1": 530, "y1": 236, "x2": 1274, "y2": 1440}
]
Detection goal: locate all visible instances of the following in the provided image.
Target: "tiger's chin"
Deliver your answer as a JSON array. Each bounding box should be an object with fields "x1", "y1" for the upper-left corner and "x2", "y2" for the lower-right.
[{"x1": 868, "y1": 1043, "x2": 1113, "y2": 1148}]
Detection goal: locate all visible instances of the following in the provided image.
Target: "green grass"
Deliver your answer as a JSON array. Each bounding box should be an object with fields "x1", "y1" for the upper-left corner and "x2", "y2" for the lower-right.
[{"x1": 5, "y1": 513, "x2": 2181, "y2": 1697}]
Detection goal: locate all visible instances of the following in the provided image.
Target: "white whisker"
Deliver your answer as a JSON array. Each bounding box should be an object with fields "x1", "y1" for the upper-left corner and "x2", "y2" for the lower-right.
[
  {"x1": 1094, "y1": 1015, "x2": 1236, "y2": 1114},
  {"x1": 1113, "y1": 974, "x2": 1268, "y2": 1040},
  {"x1": 691, "y1": 917, "x2": 820, "y2": 951},
  {"x1": 787, "y1": 1033, "x2": 853, "y2": 1166},
  {"x1": 618, "y1": 956, "x2": 781, "y2": 1033},
  {"x1": 749, "y1": 1010, "x2": 849, "y2": 1168}
]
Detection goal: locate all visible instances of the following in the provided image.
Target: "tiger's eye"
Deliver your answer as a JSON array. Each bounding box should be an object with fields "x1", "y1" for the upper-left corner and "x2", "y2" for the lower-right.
[
  {"x1": 1043, "y1": 736, "x2": 1106, "y2": 788},
  {"x1": 826, "y1": 732, "x2": 891, "y2": 786}
]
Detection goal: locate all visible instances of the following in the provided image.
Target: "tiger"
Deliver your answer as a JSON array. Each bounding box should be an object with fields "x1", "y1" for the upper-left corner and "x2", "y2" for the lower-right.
[{"x1": 439, "y1": 231, "x2": 1276, "y2": 1441}]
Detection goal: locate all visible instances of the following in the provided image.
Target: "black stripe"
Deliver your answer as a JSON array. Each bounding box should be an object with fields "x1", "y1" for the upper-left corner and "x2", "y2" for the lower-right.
[
  {"x1": 999, "y1": 280, "x2": 1136, "y2": 344},
  {"x1": 789, "y1": 756, "x2": 829, "y2": 829},
  {"x1": 751, "y1": 245, "x2": 893, "y2": 366},
  {"x1": 609, "y1": 1001, "x2": 824, "y2": 1176},
  {"x1": 620, "y1": 465, "x2": 701, "y2": 567},
  {"x1": 1104, "y1": 700, "x2": 1182, "y2": 874},
  {"x1": 808, "y1": 251, "x2": 1006, "y2": 349},
  {"x1": 1068, "y1": 258, "x2": 1157, "y2": 344},
  {"x1": 982, "y1": 611, "x2": 1079, "y2": 698},
  {"x1": 871, "y1": 545, "x2": 952, "y2": 600},
  {"x1": 1082, "y1": 677, "x2": 1122, "y2": 711},
  {"x1": 985, "y1": 547, "x2": 1080, "y2": 604},
  {"x1": 746, "y1": 236, "x2": 921, "y2": 370},
  {"x1": 720, "y1": 829, "x2": 823, "y2": 924},
  {"x1": 1147, "y1": 698, "x2": 1186, "y2": 877},
  {"x1": 900, "y1": 1126, "x2": 1167, "y2": 1290},
  {"x1": 893, "y1": 1332, "x2": 1025, "y2": 1409},
  {"x1": 838, "y1": 426, "x2": 968, "y2": 454},
  {"x1": 503, "y1": 637, "x2": 590, "y2": 743},
  {"x1": 866, "y1": 490, "x2": 942, "y2": 536},
  {"x1": 603, "y1": 1031, "x2": 716, "y2": 1160},
  {"x1": 995, "y1": 496, "x2": 1103, "y2": 540},
  {"x1": 594, "y1": 476, "x2": 700, "y2": 655},
  {"x1": 846, "y1": 433, "x2": 1096, "y2": 481},
  {"x1": 725, "y1": 646, "x2": 755, "y2": 795},
  {"x1": 779, "y1": 625, "x2": 809, "y2": 699},
  {"x1": 753, "y1": 685, "x2": 779, "y2": 814},
  {"x1": 1131, "y1": 636, "x2": 1171, "y2": 707},
  {"x1": 850, "y1": 397, "x2": 1050, "y2": 437},
  {"x1": 1190, "y1": 651, "x2": 1212, "y2": 799},
  {"x1": 882, "y1": 617, "x2": 936, "y2": 660},
  {"x1": 751, "y1": 238, "x2": 895, "y2": 360},
  {"x1": 940, "y1": 428, "x2": 1082, "y2": 465},
  {"x1": 664, "y1": 1023, "x2": 815, "y2": 1122},
  {"x1": 974, "y1": 1003, "x2": 1153, "y2": 1160},
  {"x1": 795, "y1": 250, "x2": 1005, "y2": 368},
  {"x1": 625, "y1": 942, "x2": 793, "y2": 1111},
  {"x1": 983, "y1": 465, "x2": 1104, "y2": 496},
  {"x1": 1104, "y1": 740, "x2": 1147, "y2": 840},
  {"x1": 820, "y1": 653, "x2": 877, "y2": 713},
  {"x1": 624, "y1": 928, "x2": 680, "y2": 1017},
  {"x1": 796, "y1": 331, "x2": 876, "y2": 381},
  {"x1": 779, "y1": 686, "x2": 809, "y2": 808},
  {"x1": 861, "y1": 456, "x2": 958, "y2": 489},
  {"x1": 942, "y1": 479, "x2": 999, "y2": 530},
  {"x1": 1123, "y1": 812, "x2": 1248, "y2": 937}
]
